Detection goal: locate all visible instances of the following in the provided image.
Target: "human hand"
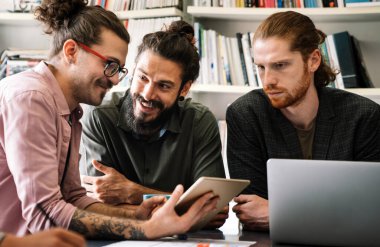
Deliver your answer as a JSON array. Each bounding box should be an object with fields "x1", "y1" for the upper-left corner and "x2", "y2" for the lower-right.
[
  {"x1": 232, "y1": 194, "x2": 269, "y2": 231},
  {"x1": 1, "y1": 228, "x2": 85, "y2": 247},
  {"x1": 135, "y1": 196, "x2": 168, "y2": 220},
  {"x1": 203, "y1": 204, "x2": 229, "y2": 229},
  {"x1": 81, "y1": 160, "x2": 141, "y2": 205},
  {"x1": 143, "y1": 184, "x2": 218, "y2": 239}
]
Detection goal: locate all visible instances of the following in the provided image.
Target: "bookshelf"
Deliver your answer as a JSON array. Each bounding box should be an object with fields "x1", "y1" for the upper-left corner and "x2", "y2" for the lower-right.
[
  {"x1": 187, "y1": 6, "x2": 380, "y2": 22},
  {"x1": 185, "y1": 6, "x2": 380, "y2": 119},
  {"x1": 0, "y1": 7, "x2": 184, "y2": 51},
  {"x1": 115, "y1": 7, "x2": 183, "y2": 19},
  {"x1": 1, "y1": 6, "x2": 380, "y2": 119}
]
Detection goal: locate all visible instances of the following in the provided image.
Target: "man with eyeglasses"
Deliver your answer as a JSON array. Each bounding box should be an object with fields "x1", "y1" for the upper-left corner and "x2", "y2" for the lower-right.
[
  {"x1": 0, "y1": 0, "x2": 218, "y2": 240},
  {"x1": 79, "y1": 20, "x2": 228, "y2": 229}
]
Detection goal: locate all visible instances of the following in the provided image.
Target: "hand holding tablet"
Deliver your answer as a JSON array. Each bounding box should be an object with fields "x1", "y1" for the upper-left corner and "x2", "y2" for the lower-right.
[{"x1": 175, "y1": 177, "x2": 250, "y2": 231}]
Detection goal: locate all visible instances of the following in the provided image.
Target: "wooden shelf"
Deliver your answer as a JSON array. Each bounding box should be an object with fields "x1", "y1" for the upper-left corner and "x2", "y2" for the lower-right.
[
  {"x1": 190, "y1": 84, "x2": 257, "y2": 93},
  {"x1": 187, "y1": 6, "x2": 380, "y2": 22},
  {"x1": 112, "y1": 84, "x2": 380, "y2": 98},
  {"x1": 115, "y1": 7, "x2": 183, "y2": 20},
  {"x1": 0, "y1": 7, "x2": 183, "y2": 25}
]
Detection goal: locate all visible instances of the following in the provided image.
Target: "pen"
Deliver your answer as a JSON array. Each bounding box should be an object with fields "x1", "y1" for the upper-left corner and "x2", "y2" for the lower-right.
[{"x1": 36, "y1": 203, "x2": 57, "y2": 227}]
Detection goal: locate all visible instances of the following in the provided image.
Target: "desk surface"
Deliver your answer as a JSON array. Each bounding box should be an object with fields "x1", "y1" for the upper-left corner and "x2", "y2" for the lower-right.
[
  {"x1": 87, "y1": 204, "x2": 272, "y2": 247},
  {"x1": 87, "y1": 230, "x2": 271, "y2": 247}
]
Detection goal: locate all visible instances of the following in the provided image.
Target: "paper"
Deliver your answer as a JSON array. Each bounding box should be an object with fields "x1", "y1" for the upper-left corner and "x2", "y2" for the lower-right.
[{"x1": 104, "y1": 237, "x2": 256, "y2": 247}]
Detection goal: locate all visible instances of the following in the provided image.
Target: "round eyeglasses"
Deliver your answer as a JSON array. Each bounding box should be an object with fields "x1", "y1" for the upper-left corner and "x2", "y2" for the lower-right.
[{"x1": 77, "y1": 42, "x2": 128, "y2": 81}]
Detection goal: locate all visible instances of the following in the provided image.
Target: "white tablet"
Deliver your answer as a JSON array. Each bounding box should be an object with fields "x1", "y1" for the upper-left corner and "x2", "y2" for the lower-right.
[{"x1": 175, "y1": 176, "x2": 250, "y2": 231}]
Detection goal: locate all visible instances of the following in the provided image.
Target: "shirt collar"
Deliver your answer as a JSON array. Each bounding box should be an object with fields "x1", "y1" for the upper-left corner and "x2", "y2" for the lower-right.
[{"x1": 34, "y1": 61, "x2": 73, "y2": 117}]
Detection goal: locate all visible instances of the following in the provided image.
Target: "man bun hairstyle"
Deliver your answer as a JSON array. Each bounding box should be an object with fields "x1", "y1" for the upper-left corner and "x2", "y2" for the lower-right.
[
  {"x1": 135, "y1": 20, "x2": 200, "y2": 87},
  {"x1": 34, "y1": 0, "x2": 130, "y2": 57},
  {"x1": 253, "y1": 11, "x2": 337, "y2": 88}
]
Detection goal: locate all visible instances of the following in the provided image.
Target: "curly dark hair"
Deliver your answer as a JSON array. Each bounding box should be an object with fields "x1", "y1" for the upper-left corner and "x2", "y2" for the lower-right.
[
  {"x1": 34, "y1": 0, "x2": 130, "y2": 57},
  {"x1": 135, "y1": 20, "x2": 200, "y2": 87}
]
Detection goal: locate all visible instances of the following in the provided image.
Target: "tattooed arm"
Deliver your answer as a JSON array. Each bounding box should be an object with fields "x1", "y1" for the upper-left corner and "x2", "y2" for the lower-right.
[
  {"x1": 84, "y1": 202, "x2": 136, "y2": 218},
  {"x1": 69, "y1": 209, "x2": 147, "y2": 240},
  {"x1": 68, "y1": 185, "x2": 218, "y2": 240}
]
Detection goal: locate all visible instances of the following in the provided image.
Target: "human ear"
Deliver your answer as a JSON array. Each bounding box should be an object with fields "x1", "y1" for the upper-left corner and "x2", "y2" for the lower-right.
[
  {"x1": 179, "y1": 81, "x2": 192, "y2": 97},
  {"x1": 62, "y1": 39, "x2": 79, "y2": 65},
  {"x1": 309, "y1": 49, "x2": 321, "y2": 72}
]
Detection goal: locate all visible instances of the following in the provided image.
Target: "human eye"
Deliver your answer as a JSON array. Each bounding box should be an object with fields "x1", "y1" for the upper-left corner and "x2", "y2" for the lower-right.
[
  {"x1": 159, "y1": 82, "x2": 172, "y2": 90},
  {"x1": 256, "y1": 65, "x2": 265, "y2": 72},
  {"x1": 274, "y1": 62, "x2": 288, "y2": 70},
  {"x1": 106, "y1": 61, "x2": 119, "y2": 75},
  {"x1": 137, "y1": 73, "x2": 148, "y2": 82}
]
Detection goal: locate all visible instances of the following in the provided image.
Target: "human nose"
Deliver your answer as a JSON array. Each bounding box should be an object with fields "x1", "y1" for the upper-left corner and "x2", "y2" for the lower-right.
[
  {"x1": 141, "y1": 82, "x2": 156, "y2": 100},
  {"x1": 109, "y1": 74, "x2": 120, "y2": 86},
  {"x1": 261, "y1": 69, "x2": 277, "y2": 88}
]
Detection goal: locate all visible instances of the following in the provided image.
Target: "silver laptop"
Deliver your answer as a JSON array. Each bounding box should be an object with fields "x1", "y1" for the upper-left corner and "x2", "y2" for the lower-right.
[{"x1": 267, "y1": 158, "x2": 380, "y2": 247}]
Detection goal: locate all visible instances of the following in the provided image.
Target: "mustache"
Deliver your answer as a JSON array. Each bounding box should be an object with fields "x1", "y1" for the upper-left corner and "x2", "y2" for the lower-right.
[{"x1": 134, "y1": 94, "x2": 164, "y2": 110}]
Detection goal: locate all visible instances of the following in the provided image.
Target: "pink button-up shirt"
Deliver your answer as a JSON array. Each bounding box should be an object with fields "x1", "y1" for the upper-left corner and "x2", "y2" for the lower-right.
[{"x1": 0, "y1": 62, "x2": 98, "y2": 235}]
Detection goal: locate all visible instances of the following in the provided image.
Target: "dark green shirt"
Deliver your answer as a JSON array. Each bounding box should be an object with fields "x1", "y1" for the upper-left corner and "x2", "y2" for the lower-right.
[{"x1": 79, "y1": 90, "x2": 225, "y2": 192}]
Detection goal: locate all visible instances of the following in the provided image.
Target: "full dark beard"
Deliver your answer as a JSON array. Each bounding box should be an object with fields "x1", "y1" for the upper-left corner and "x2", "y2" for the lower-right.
[{"x1": 124, "y1": 92, "x2": 178, "y2": 136}]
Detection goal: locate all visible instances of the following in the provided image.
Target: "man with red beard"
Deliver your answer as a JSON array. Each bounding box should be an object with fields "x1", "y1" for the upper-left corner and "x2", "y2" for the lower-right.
[
  {"x1": 79, "y1": 21, "x2": 227, "y2": 229},
  {"x1": 227, "y1": 11, "x2": 380, "y2": 231}
]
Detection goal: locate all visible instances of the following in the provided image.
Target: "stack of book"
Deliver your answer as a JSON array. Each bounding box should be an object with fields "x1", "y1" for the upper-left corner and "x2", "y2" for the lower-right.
[
  {"x1": 0, "y1": 49, "x2": 48, "y2": 80},
  {"x1": 193, "y1": 0, "x2": 341, "y2": 8},
  {"x1": 322, "y1": 31, "x2": 373, "y2": 88},
  {"x1": 344, "y1": 0, "x2": 380, "y2": 7},
  {"x1": 194, "y1": 24, "x2": 373, "y2": 89},
  {"x1": 88, "y1": 0, "x2": 182, "y2": 11},
  {"x1": 194, "y1": 22, "x2": 260, "y2": 87}
]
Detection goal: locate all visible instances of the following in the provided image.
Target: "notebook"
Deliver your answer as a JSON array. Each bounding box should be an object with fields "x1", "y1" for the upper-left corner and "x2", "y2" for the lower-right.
[{"x1": 267, "y1": 159, "x2": 380, "y2": 247}]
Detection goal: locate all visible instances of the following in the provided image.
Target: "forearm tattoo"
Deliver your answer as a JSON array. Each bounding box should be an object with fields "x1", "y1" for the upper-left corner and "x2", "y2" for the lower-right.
[{"x1": 69, "y1": 209, "x2": 147, "y2": 240}]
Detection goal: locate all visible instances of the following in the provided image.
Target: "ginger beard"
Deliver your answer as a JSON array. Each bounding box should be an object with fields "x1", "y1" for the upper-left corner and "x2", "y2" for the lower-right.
[{"x1": 264, "y1": 63, "x2": 312, "y2": 109}]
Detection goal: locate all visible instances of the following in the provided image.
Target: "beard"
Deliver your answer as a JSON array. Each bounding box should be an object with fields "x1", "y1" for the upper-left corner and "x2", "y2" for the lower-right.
[
  {"x1": 264, "y1": 65, "x2": 312, "y2": 109},
  {"x1": 124, "y1": 91, "x2": 178, "y2": 136},
  {"x1": 73, "y1": 77, "x2": 113, "y2": 106}
]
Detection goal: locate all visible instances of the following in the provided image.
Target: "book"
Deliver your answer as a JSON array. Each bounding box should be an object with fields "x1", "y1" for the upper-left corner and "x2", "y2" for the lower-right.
[
  {"x1": 333, "y1": 31, "x2": 363, "y2": 88},
  {"x1": 236, "y1": 33, "x2": 249, "y2": 86},
  {"x1": 351, "y1": 35, "x2": 374, "y2": 87},
  {"x1": 326, "y1": 34, "x2": 345, "y2": 89},
  {"x1": 345, "y1": 0, "x2": 380, "y2": 6}
]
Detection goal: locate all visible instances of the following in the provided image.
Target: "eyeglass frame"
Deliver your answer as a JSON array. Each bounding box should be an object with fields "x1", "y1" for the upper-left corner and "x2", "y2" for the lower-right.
[{"x1": 77, "y1": 42, "x2": 128, "y2": 81}]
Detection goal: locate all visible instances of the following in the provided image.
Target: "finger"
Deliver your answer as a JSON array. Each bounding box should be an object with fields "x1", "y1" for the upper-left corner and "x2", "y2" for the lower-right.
[
  {"x1": 234, "y1": 194, "x2": 250, "y2": 203},
  {"x1": 232, "y1": 204, "x2": 241, "y2": 213},
  {"x1": 92, "y1": 160, "x2": 114, "y2": 175},
  {"x1": 185, "y1": 193, "x2": 218, "y2": 223},
  {"x1": 165, "y1": 184, "x2": 184, "y2": 207},
  {"x1": 220, "y1": 205, "x2": 229, "y2": 214},
  {"x1": 81, "y1": 175, "x2": 96, "y2": 185},
  {"x1": 213, "y1": 212, "x2": 229, "y2": 221},
  {"x1": 142, "y1": 196, "x2": 166, "y2": 208}
]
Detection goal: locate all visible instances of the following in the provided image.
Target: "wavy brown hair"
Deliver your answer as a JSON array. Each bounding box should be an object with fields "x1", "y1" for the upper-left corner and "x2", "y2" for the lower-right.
[
  {"x1": 253, "y1": 11, "x2": 337, "y2": 88},
  {"x1": 34, "y1": 0, "x2": 130, "y2": 57}
]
